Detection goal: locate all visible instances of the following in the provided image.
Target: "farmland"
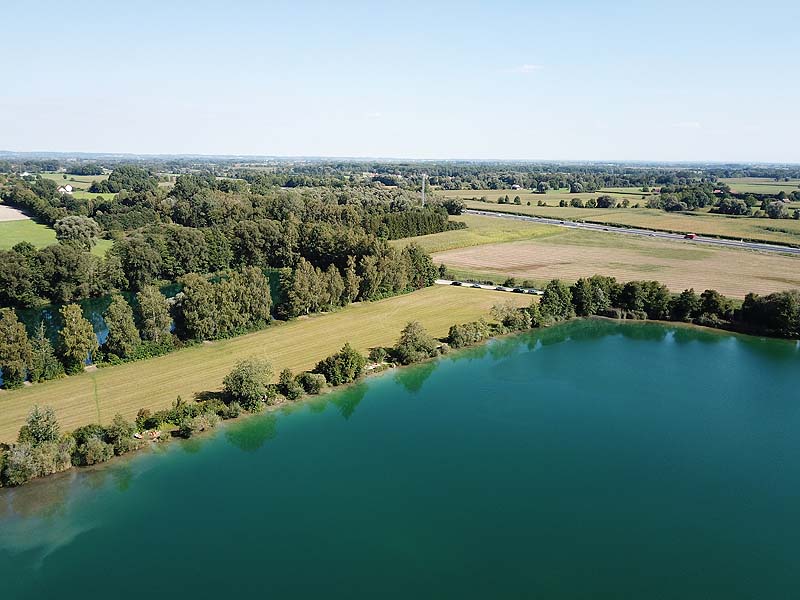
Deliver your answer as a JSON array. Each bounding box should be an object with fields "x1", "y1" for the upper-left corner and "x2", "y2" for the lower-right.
[
  {"x1": 391, "y1": 213, "x2": 561, "y2": 253},
  {"x1": 720, "y1": 177, "x2": 800, "y2": 195},
  {"x1": 432, "y1": 227, "x2": 800, "y2": 299},
  {"x1": 0, "y1": 286, "x2": 529, "y2": 443},
  {"x1": 455, "y1": 198, "x2": 800, "y2": 246}
]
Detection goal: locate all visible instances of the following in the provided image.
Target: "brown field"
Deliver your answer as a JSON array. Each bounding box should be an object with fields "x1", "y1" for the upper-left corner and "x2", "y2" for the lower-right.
[
  {"x1": 0, "y1": 286, "x2": 529, "y2": 443},
  {"x1": 433, "y1": 228, "x2": 800, "y2": 299}
]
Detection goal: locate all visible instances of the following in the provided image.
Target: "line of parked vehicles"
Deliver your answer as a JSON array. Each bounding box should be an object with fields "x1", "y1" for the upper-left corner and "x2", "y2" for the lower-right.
[{"x1": 449, "y1": 281, "x2": 543, "y2": 295}]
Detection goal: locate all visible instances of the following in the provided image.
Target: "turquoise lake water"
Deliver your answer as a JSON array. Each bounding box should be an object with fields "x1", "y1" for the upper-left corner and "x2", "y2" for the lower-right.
[{"x1": 1, "y1": 320, "x2": 799, "y2": 599}]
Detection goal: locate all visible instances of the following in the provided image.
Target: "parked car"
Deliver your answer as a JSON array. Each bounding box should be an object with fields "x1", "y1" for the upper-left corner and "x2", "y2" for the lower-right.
[
  {"x1": 495, "y1": 286, "x2": 506, "y2": 291},
  {"x1": 684, "y1": 233, "x2": 697, "y2": 239},
  {"x1": 471, "y1": 284, "x2": 482, "y2": 289},
  {"x1": 512, "y1": 288, "x2": 524, "y2": 293},
  {"x1": 451, "y1": 281, "x2": 462, "y2": 286}
]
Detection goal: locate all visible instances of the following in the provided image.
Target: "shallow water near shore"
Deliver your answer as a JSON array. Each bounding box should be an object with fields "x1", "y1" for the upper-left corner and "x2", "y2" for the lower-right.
[{"x1": 1, "y1": 320, "x2": 799, "y2": 599}]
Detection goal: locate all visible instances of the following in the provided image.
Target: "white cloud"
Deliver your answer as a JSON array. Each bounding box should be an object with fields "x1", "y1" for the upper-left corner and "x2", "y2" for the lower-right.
[
  {"x1": 365, "y1": 111, "x2": 382, "y2": 119},
  {"x1": 673, "y1": 121, "x2": 702, "y2": 129}
]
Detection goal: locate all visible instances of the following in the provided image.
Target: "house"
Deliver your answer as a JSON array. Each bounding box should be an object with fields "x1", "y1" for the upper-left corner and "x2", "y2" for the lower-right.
[{"x1": 57, "y1": 184, "x2": 74, "y2": 194}]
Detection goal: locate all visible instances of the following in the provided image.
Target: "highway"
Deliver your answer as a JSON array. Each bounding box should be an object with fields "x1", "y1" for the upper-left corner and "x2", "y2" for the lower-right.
[{"x1": 465, "y1": 209, "x2": 800, "y2": 256}]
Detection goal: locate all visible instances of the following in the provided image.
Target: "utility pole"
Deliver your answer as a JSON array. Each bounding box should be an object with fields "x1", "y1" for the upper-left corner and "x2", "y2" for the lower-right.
[{"x1": 421, "y1": 173, "x2": 426, "y2": 206}]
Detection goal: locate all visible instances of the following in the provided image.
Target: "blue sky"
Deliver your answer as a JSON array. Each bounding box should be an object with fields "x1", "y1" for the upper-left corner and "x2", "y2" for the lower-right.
[{"x1": 2, "y1": 0, "x2": 798, "y2": 162}]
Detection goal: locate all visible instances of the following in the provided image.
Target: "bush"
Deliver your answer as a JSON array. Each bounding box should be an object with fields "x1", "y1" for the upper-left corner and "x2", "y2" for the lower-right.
[
  {"x1": 278, "y1": 368, "x2": 305, "y2": 401},
  {"x1": 491, "y1": 303, "x2": 533, "y2": 331},
  {"x1": 223, "y1": 401, "x2": 242, "y2": 419},
  {"x1": 135, "y1": 408, "x2": 152, "y2": 431},
  {"x1": 223, "y1": 358, "x2": 273, "y2": 411},
  {"x1": 314, "y1": 343, "x2": 367, "y2": 386},
  {"x1": 393, "y1": 321, "x2": 438, "y2": 365},
  {"x1": 18, "y1": 405, "x2": 60, "y2": 446},
  {"x1": 76, "y1": 435, "x2": 114, "y2": 466},
  {"x1": 448, "y1": 320, "x2": 491, "y2": 348},
  {"x1": 178, "y1": 412, "x2": 220, "y2": 438},
  {"x1": 104, "y1": 414, "x2": 140, "y2": 456},
  {"x1": 296, "y1": 372, "x2": 326, "y2": 395},
  {"x1": 2, "y1": 443, "x2": 38, "y2": 486},
  {"x1": 368, "y1": 347, "x2": 388, "y2": 363}
]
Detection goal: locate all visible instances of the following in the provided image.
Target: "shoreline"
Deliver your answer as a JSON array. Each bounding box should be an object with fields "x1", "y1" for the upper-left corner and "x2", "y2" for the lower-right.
[{"x1": 3, "y1": 316, "x2": 797, "y2": 496}]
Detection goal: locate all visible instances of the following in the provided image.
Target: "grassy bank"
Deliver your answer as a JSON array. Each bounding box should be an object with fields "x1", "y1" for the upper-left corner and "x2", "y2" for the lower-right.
[{"x1": 0, "y1": 286, "x2": 529, "y2": 443}]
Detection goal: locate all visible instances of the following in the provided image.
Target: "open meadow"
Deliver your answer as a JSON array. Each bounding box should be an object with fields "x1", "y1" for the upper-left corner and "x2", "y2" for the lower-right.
[
  {"x1": 432, "y1": 227, "x2": 800, "y2": 299},
  {"x1": 458, "y1": 199, "x2": 800, "y2": 246},
  {"x1": 40, "y1": 172, "x2": 108, "y2": 190},
  {"x1": 0, "y1": 286, "x2": 529, "y2": 442},
  {"x1": 720, "y1": 177, "x2": 800, "y2": 195}
]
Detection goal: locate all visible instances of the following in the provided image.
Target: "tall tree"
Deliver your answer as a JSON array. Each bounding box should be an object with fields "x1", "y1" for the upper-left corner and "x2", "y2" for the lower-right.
[
  {"x1": 343, "y1": 255, "x2": 361, "y2": 304},
  {"x1": 29, "y1": 321, "x2": 64, "y2": 383},
  {"x1": 325, "y1": 264, "x2": 345, "y2": 309},
  {"x1": 0, "y1": 308, "x2": 32, "y2": 388},
  {"x1": 103, "y1": 294, "x2": 140, "y2": 359},
  {"x1": 58, "y1": 304, "x2": 98, "y2": 374},
  {"x1": 540, "y1": 279, "x2": 575, "y2": 321},
  {"x1": 136, "y1": 285, "x2": 172, "y2": 344}
]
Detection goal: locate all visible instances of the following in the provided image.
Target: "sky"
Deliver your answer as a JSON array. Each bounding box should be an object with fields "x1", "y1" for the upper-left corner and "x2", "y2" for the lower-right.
[{"x1": 2, "y1": 0, "x2": 799, "y2": 162}]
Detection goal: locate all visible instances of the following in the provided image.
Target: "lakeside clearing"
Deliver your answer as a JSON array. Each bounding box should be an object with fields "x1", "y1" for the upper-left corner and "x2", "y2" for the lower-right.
[
  {"x1": 431, "y1": 227, "x2": 800, "y2": 298},
  {"x1": 0, "y1": 286, "x2": 529, "y2": 443}
]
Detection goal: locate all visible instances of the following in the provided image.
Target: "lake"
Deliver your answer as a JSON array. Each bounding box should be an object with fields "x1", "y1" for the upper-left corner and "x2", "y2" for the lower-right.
[{"x1": 1, "y1": 320, "x2": 799, "y2": 599}]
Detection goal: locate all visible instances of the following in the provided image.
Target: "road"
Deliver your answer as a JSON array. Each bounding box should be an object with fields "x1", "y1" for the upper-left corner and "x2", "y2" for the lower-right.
[{"x1": 465, "y1": 209, "x2": 800, "y2": 256}]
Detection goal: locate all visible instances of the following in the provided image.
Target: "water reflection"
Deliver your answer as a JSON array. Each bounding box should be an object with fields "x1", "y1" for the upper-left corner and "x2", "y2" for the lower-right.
[
  {"x1": 329, "y1": 382, "x2": 368, "y2": 418},
  {"x1": 394, "y1": 362, "x2": 437, "y2": 395},
  {"x1": 224, "y1": 413, "x2": 278, "y2": 453}
]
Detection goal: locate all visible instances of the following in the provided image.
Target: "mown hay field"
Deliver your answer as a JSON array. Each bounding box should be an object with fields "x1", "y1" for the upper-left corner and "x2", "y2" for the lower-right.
[
  {"x1": 459, "y1": 200, "x2": 800, "y2": 246},
  {"x1": 0, "y1": 286, "x2": 529, "y2": 443},
  {"x1": 432, "y1": 228, "x2": 800, "y2": 299},
  {"x1": 391, "y1": 213, "x2": 561, "y2": 253}
]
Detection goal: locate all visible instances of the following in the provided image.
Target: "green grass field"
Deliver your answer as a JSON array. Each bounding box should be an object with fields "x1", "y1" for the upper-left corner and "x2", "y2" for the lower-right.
[
  {"x1": 0, "y1": 218, "x2": 57, "y2": 248},
  {"x1": 458, "y1": 199, "x2": 800, "y2": 246},
  {"x1": 71, "y1": 191, "x2": 117, "y2": 201},
  {"x1": 391, "y1": 213, "x2": 561, "y2": 253},
  {"x1": 40, "y1": 173, "x2": 108, "y2": 190},
  {"x1": 719, "y1": 177, "x2": 800, "y2": 195},
  {"x1": 0, "y1": 286, "x2": 530, "y2": 443},
  {"x1": 0, "y1": 218, "x2": 112, "y2": 257}
]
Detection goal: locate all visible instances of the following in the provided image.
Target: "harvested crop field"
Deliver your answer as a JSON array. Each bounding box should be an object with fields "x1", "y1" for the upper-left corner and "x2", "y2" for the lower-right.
[{"x1": 433, "y1": 229, "x2": 800, "y2": 298}]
